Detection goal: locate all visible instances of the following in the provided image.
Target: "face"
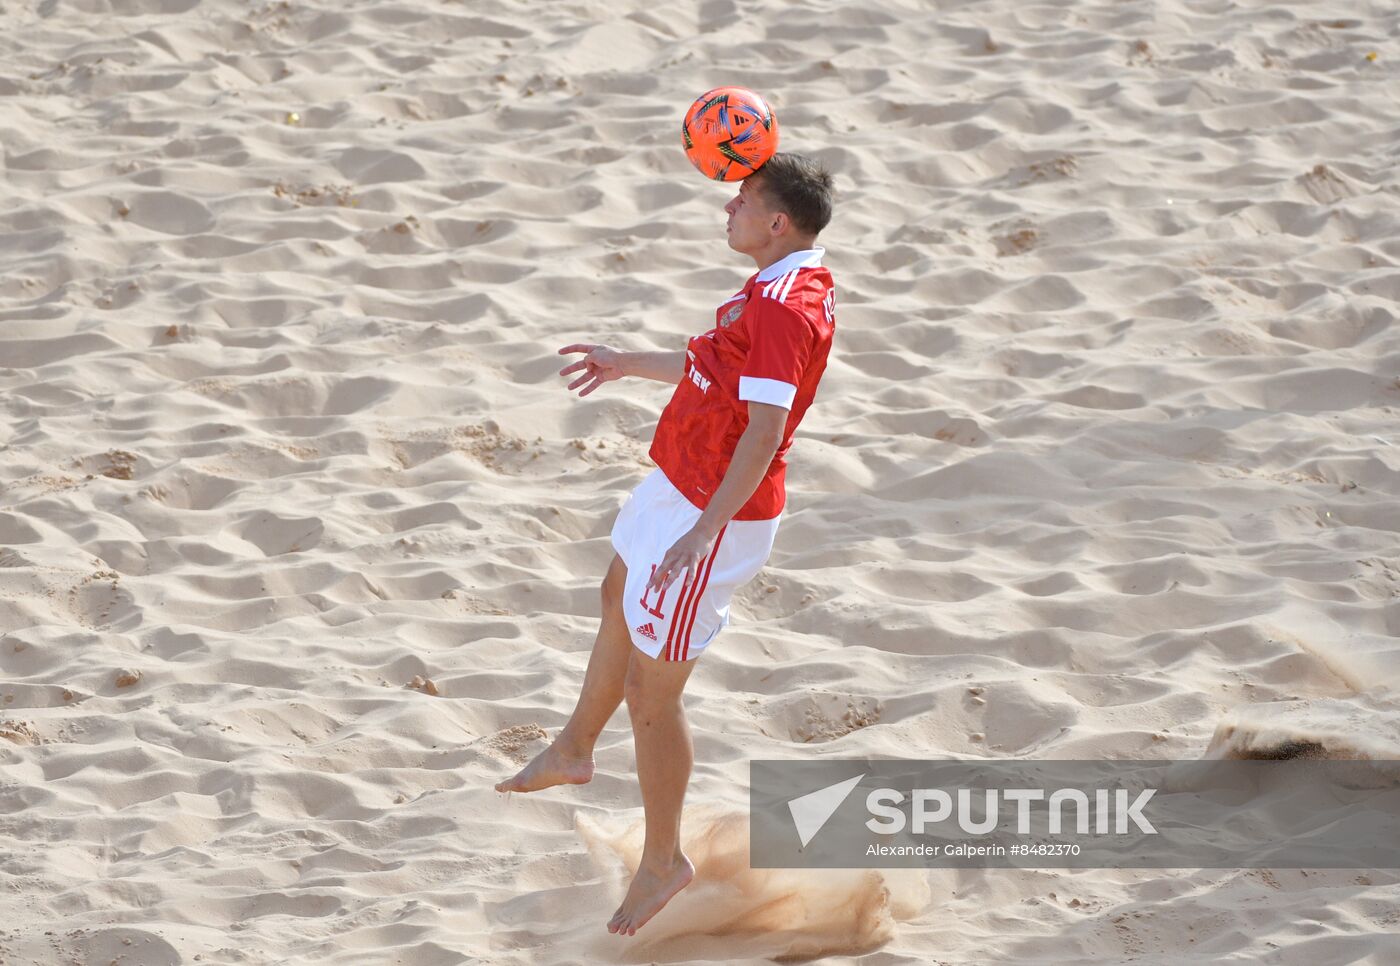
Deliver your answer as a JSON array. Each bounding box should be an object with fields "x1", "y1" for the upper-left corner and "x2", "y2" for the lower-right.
[{"x1": 724, "y1": 176, "x2": 777, "y2": 255}]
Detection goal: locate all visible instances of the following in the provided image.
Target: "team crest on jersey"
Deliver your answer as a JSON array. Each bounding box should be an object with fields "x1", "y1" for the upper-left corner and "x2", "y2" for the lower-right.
[{"x1": 719, "y1": 298, "x2": 745, "y2": 328}]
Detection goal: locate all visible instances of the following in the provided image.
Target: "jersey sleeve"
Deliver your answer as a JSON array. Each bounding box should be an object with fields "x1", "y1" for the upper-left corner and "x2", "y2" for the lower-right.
[{"x1": 738, "y1": 300, "x2": 817, "y2": 410}]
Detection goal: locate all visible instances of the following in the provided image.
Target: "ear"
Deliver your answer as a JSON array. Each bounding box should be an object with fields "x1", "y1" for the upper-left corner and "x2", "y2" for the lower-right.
[{"x1": 768, "y1": 210, "x2": 790, "y2": 236}]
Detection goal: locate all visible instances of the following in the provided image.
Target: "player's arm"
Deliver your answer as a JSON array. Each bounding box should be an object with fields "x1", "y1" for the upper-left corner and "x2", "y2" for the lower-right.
[
  {"x1": 557, "y1": 343, "x2": 684, "y2": 395},
  {"x1": 690, "y1": 402, "x2": 786, "y2": 540},
  {"x1": 645, "y1": 401, "x2": 787, "y2": 593},
  {"x1": 620, "y1": 349, "x2": 686, "y2": 384},
  {"x1": 644, "y1": 301, "x2": 816, "y2": 594},
  {"x1": 689, "y1": 300, "x2": 813, "y2": 538}
]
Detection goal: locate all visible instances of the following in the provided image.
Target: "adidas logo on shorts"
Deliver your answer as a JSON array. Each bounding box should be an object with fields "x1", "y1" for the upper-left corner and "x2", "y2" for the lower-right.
[{"x1": 635, "y1": 622, "x2": 658, "y2": 641}]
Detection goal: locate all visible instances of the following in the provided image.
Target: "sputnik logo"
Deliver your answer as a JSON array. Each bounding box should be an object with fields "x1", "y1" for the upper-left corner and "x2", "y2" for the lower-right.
[{"x1": 786, "y1": 773, "x2": 865, "y2": 848}]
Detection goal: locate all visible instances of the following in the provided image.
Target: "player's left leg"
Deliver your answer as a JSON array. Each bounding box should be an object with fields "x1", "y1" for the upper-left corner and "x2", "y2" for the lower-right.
[
  {"x1": 607, "y1": 645, "x2": 699, "y2": 936},
  {"x1": 495, "y1": 553, "x2": 630, "y2": 794}
]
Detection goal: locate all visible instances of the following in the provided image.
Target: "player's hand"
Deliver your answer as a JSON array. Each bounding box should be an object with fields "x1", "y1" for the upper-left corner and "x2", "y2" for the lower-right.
[
  {"x1": 557, "y1": 343, "x2": 626, "y2": 397},
  {"x1": 648, "y1": 526, "x2": 717, "y2": 595}
]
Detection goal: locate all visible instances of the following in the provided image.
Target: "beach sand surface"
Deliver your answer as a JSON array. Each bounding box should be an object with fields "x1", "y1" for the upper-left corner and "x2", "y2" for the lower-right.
[{"x1": 1, "y1": 0, "x2": 1399, "y2": 962}]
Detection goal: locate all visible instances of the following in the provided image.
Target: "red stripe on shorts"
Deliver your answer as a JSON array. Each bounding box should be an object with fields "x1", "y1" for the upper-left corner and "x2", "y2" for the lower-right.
[
  {"x1": 662, "y1": 571, "x2": 696, "y2": 662},
  {"x1": 679, "y1": 524, "x2": 727, "y2": 661}
]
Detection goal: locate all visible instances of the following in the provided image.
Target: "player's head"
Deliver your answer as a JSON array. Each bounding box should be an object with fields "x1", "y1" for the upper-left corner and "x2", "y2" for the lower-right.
[{"x1": 725, "y1": 152, "x2": 833, "y2": 255}]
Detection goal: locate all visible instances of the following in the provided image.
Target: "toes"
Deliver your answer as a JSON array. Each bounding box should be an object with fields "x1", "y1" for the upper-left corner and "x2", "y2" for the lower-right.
[{"x1": 608, "y1": 909, "x2": 630, "y2": 935}]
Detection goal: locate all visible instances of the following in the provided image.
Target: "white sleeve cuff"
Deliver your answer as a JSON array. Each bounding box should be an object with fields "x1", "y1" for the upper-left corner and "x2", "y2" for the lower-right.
[{"x1": 738, "y1": 376, "x2": 796, "y2": 410}]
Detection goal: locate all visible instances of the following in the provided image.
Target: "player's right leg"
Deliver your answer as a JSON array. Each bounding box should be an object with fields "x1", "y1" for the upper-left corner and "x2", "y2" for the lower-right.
[{"x1": 494, "y1": 553, "x2": 630, "y2": 793}]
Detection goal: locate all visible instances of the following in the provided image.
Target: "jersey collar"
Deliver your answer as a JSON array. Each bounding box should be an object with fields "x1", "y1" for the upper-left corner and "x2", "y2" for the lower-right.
[{"x1": 754, "y1": 246, "x2": 825, "y2": 283}]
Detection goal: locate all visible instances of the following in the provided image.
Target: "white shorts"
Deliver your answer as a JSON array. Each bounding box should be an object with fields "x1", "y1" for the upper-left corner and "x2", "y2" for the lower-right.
[{"x1": 610, "y1": 468, "x2": 781, "y2": 662}]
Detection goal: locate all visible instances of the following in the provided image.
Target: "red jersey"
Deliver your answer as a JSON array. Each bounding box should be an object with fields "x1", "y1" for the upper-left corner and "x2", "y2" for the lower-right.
[{"x1": 648, "y1": 246, "x2": 835, "y2": 521}]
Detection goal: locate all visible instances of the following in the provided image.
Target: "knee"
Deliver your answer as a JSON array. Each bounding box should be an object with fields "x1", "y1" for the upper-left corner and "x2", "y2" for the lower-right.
[
  {"x1": 623, "y1": 661, "x2": 647, "y2": 710},
  {"x1": 601, "y1": 554, "x2": 626, "y2": 611},
  {"x1": 624, "y1": 660, "x2": 667, "y2": 714}
]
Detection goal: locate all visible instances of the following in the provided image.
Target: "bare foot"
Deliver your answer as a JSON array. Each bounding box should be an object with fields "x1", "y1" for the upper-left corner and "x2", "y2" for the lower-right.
[
  {"x1": 607, "y1": 853, "x2": 695, "y2": 936},
  {"x1": 494, "y1": 742, "x2": 594, "y2": 793}
]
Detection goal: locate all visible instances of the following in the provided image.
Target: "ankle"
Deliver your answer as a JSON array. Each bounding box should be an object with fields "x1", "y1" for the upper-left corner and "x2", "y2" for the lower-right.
[
  {"x1": 552, "y1": 731, "x2": 594, "y2": 761},
  {"x1": 639, "y1": 848, "x2": 688, "y2": 875}
]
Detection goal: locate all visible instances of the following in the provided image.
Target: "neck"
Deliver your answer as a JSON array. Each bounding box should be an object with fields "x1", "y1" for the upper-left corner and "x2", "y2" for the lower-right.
[{"x1": 751, "y1": 236, "x2": 818, "y2": 273}]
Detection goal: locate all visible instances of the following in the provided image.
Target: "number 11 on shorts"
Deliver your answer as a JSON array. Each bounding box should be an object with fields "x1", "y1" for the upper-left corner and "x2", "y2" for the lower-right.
[{"x1": 641, "y1": 564, "x2": 674, "y2": 618}]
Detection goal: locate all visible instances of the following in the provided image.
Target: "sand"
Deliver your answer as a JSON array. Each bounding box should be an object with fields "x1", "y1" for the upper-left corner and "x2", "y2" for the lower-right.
[{"x1": 2, "y1": 0, "x2": 1399, "y2": 962}]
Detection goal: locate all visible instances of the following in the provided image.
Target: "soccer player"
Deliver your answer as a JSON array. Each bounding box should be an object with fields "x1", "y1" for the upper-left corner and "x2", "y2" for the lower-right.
[{"x1": 495, "y1": 152, "x2": 836, "y2": 936}]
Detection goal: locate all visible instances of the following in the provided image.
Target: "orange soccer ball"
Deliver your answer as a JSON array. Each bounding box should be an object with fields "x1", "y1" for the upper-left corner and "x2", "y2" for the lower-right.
[{"x1": 681, "y1": 86, "x2": 779, "y2": 182}]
